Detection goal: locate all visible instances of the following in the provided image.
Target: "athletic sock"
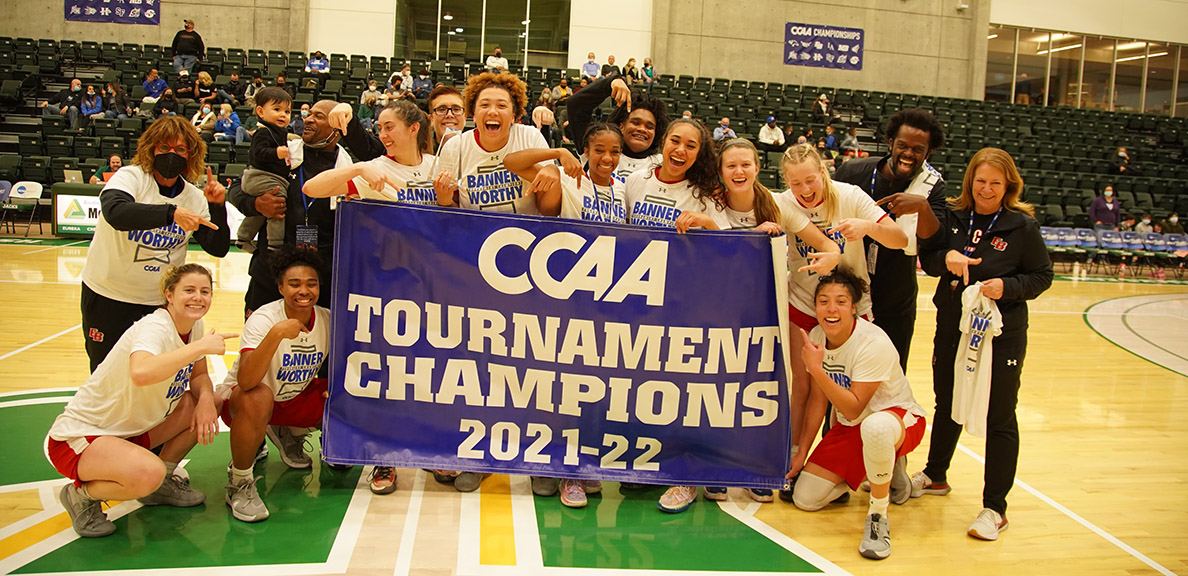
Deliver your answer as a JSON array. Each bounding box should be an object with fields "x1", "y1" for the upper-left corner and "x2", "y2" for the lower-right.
[
  {"x1": 231, "y1": 466, "x2": 252, "y2": 485},
  {"x1": 869, "y1": 494, "x2": 889, "y2": 516},
  {"x1": 78, "y1": 483, "x2": 97, "y2": 502},
  {"x1": 163, "y1": 461, "x2": 178, "y2": 477}
]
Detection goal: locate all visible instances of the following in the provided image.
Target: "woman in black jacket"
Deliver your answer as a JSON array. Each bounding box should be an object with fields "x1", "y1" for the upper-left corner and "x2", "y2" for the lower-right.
[{"x1": 914, "y1": 147, "x2": 1052, "y2": 541}]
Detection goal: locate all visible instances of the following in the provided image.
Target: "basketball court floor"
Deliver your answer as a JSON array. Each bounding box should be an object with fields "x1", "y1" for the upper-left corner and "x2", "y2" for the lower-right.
[{"x1": 0, "y1": 237, "x2": 1184, "y2": 576}]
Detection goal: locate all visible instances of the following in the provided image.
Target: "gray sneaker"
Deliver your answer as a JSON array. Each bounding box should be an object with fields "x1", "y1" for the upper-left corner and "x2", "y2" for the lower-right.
[
  {"x1": 859, "y1": 513, "x2": 891, "y2": 560},
  {"x1": 225, "y1": 474, "x2": 270, "y2": 522},
  {"x1": 59, "y1": 483, "x2": 115, "y2": 537},
  {"x1": 266, "y1": 425, "x2": 311, "y2": 469},
  {"x1": 138, "y1": 473, "x2": 206, "y2": 507},
  {"x1": 890, "y1": 455, "x2": 910, "y2": 505},
  {"x1": 531, "y1": 476, "x2": 559, "y2": 496},
  {"x1": 453, "y1": 472, "x2": 488, "y2": 493}
]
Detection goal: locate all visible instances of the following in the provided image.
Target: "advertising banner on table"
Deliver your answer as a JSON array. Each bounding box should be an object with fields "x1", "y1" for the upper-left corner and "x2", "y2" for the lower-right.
[
  {"x1": 784, "y1": 22, "x2": 864, "y2": 71},
  {"x1": 54, "y1": 194, "x2": 101, "y2": 235},
  {"x1": 323, "y1": 201, "x2": 793, "y2": 488},
  {"x1": 65, "y1": 0, "x2": 160, "y2": 25}
]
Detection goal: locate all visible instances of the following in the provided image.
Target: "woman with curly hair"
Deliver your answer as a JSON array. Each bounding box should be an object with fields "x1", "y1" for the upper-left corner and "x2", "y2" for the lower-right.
[
  {"x1": 432, "y1": 72, "x2": 550, "y2": 214},
  {"x1": 80, "y1": 115, "x2": 229, "y2": 372},
  {"x1": 623, "y1": 117, "x2": 727, "y2": 233}
]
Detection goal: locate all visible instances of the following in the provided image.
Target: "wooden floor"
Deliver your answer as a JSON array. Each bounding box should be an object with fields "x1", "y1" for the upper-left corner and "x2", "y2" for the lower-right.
[{"x1": 0, "y1": 239, "x2": 1185, "y2": 576}]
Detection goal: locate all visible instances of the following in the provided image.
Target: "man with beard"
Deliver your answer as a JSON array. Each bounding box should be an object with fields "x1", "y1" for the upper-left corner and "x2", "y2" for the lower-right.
[
  {"x1": 229, "y1": 100, "x2": 354, "y2": 315},
  {"x1": 833, "y1": 108, "x2": 946, "y2": 369}
]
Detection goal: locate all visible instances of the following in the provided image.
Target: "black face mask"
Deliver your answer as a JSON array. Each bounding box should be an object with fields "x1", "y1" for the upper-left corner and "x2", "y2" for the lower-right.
[{"x1": 154, "y1": 152, "x2": 188, "y2": 179}]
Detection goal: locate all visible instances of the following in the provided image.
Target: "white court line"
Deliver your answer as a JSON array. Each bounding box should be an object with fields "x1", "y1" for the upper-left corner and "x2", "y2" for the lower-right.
[
  {"x1": 0, "y1": 279, "x2": 79, "y2": 285},
  {"x1": 715, "y1": 499, "x2": 852, "y2": 576},
  {"x1": 0, "y1": 387, "x2": 76, "y2": 399},
  {"x1": 392, "y1": 469, "x2": 427, "y2": 576},
  {"x1": 954, "y1": 441, "x2": 1176, "y2": 576},
  {"x1": 0, "y1": 325, "x2": 81, "y2": 363},
  {"x1": 21, "y1": 241, "x2": 87, "y2": 256}
]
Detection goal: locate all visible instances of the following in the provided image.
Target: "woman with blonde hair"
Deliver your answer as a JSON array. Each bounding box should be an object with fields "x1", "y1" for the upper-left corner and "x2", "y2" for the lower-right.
[
  {"x1": 195, "y1": 71, "x2": 217, "y2": 108},
  {"x1": 913, "y1": 148, "x2": 1052, "y2": 541},
  {"x1": 79, "y1": 115, "x2": 229, "y2": 371},
  {"x1": 775, "y1": 143, "x2": 907, "y2": 502}
]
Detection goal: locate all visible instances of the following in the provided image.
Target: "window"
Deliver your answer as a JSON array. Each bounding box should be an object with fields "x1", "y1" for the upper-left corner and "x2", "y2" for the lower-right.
[
  {"x1": 1144, "y1": 42, "x2": 1173, "y2": 114},
  {"x1": 985, "y1": 25, "x2": 1015, "y2": 103}
]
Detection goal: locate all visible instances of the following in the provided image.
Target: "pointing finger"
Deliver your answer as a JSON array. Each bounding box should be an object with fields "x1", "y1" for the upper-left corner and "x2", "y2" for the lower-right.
[{"x1": 198, "y1": 217, "x2": 218, "y2": 230}]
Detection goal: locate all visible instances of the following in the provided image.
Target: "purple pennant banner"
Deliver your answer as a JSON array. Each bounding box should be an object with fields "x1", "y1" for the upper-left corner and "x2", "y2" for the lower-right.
[
  {"x1": 784, "y1": 22, "x2": 864, "y2": 71},
  {"x1": 65, "y1": 0, "x2": 160, "y2": 25}
]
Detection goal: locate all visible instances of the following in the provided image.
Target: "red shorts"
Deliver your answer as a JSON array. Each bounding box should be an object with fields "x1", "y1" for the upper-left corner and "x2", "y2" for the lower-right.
[
  {"x1": 47, "y1": 432, "x2": 153, "y2": 488},
  {"x1": 806, "y1": 407, "x2": 926, "y2": 490},
  {"x1": 789, "y1": 304, "x2": 819, "y2": 333},
  {"x1": 220, "y1": 378, "x2": 328, "y2": 429}
]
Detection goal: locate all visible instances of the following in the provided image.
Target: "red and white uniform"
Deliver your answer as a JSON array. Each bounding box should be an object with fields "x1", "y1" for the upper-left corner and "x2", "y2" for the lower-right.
[
  {"x1": 437, "y1": 124, "x2": 549, "y2": 214},
  {"x1": 217, "y1": 300, "x2": 330, "y2": 402},
  {"x1": 49, "y1": 309, "x2": 201, "y2": 451},
  {"x1": 345, "y1": 153, "x2": 438, "y2": 205},
  {"x1": 774, "y1": 182, "x2": 889, "y2": 318}
]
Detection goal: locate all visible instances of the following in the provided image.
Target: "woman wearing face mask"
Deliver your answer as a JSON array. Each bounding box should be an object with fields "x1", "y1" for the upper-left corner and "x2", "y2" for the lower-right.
[
  {"x1": 213, "y1": 103, "x2": 240, "y2": 142},
  {"x1": 622, "y1": 58, "x2": 640, "y2": 85},
  {"x1": 80, "y1": 116, "x2": 229, "y2": 372},
  {"x1": 152, "y1": 89, "x2": 179, "y2": 117},
  {"x1": 191, "y1": 102, "x2": 217, "y2": 143},
  {"x1": 1161, "y1": 212, "x2": 1184, "y2": 234},
  {"x1": 641, "y1": 57, "x2": 656, "y2": 86},
  {"x1": 567, "y1": 72, "x2": 669, "y2": 182},
  {"x1": 1089, "y1": 185, "x2": 1121, "y2": 231},
  {"x1": 360, "y1": 80, "x2": 381, "y2": 105},
  {"x1": 81, "y1": 84, "x2": 104, "y2": 128},
  {"x1": 433, "y1": 72, "x2": 549, "y2": 214},
  {"x1": 245, "y1": 75, "x2": 265, "y2": 108},
  {"x1": 103, "y1": 82, "x2": 133, "y2": 120}
]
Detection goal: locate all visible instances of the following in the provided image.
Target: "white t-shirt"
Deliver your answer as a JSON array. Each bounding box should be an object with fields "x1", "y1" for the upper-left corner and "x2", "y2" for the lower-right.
[
  {"x1": 722, "y1": 202, "x2": 812, "y2": 233},
  {"x1": 345, "y1": 153, "x2": 438, "y2": 205},
  {"x1": 436, "y1": 124, "x2": 549, "y2": 214},
  {"x1": 217, "y1": 299, "x2": 330, "y2": 402},
  {"x1": 623, "y1": 168, "x2": 730, "y2": 229},
  {"x1": 49, "y1": 309, "x2": 201, "y2": 450},
  {"x1": 82, "y1": 166, "x2": 211, "y2": 305},
  {"x1": 809, "y1": 318, "x2": 925, "y2": 428},
  {"x1": 953, "y1": 284, "x2": 1004, "y2": 438},
  {"x1": 559, "y1": 173, "x2": 628, "y2": 224},
  {"x1": 774, "y1": 182, "x2": 889, "y2": 317},
  {"x1": 612, "y1": 153, "x2": 661, "y2": 184}
]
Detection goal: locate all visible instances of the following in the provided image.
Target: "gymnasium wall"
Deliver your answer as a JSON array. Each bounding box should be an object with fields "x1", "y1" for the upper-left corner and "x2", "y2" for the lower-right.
[
  {"x1": 0, "y1": 0, "x2": 310, "y2": 54},
  {"x1": 307, "y1": 0, "x2": 395, "y2": 60},
  {"x1": 568, "y1": 0, "x2": 654, "y2": 71},
  {"x1": 649, "y1": 0, "x2": 990, "y2": 99},
  {"x1": 990, "y1": 0, "x2": 1188, "y2": 45}
]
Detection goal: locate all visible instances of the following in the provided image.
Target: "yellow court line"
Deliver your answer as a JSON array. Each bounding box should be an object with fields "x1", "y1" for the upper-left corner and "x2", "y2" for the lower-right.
[
  {"x1": 0, "y1": 512, "x2": 69, "y2": 561},
  {"x1": 479, "y1": 475, "x2": 516, "y2": 566}
]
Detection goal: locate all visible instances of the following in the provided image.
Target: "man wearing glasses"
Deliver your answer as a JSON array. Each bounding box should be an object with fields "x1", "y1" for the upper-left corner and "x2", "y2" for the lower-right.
[
  {"x1": 332, "y1": 86, "x2": 468, "y2": 161},
  {"x1": 833, "y1": 109, "x2": 947, "y2": 369}
]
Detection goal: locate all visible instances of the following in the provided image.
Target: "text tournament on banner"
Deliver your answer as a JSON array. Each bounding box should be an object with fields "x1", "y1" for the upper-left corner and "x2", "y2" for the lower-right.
[
  {"x1": 784, "y1": 22, "x2": 864, "y2": 71},
  {"x1": 324, "y1": 201, "x2": 793, "y2": 488}
]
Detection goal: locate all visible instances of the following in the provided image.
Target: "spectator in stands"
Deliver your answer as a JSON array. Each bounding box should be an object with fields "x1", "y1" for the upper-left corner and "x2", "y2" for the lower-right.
[
  {"x1": 173, "y1": 70, "x2": 196, "y2": 107},
  {"x1": 682, "y1": 110, "x2": 693, "y2": 119},
  {"x1": 1135, "y1": 213, "x2": 1155, "y2": 235},
  {"x1": 551, "y1": 78, "x2": 572, "y2": 102},
  {"x1": 642, "y1": 58, "x2": 656, "y2": 86},
  {"x1": 152, "y1": 89, "x2": 179, "y2": 117},
  {"x1": 89, "y1": 154, "x2": 122, "y2": 184},
  {"x1": 195, "y1": 71, "x2": 218, "y2": 108},
  {"x1": 822, "y1": 124, "x2": 840, "y2": 157},
  {"x1": 217, "y1": 73, "x2": 246, "y2": 107},
  {"x1": 713, "y1": 117, "x2": 737, "y2": 142},
  {"x1": 581, "y1": 53, "x2": 600, "y2": 81},
  {"x1": 236, "y1": 112, "x2": 258, "y2": 145},
  {"x1": 1161, "y1": 213, "x2": 1184, "y2": 235},
  {"x1": 1089, "y1": 185, "x2": 1121, "y2": 231},
  {"x1": 275, "y1": 73, "x2": 295, "y2": 99},
  {"x1": 602, "y1": 55, "x2": 620, "y2": 78},
  {"x1": 622, "y1": 58, "x2": 641, "y2": 85},
  {"x1": 486, "y1": 47, "x2": 509, "y2": 74},
  {"x1": 832, "y1": 108, "x2": 947, "y2": 370},
  {"x1": 758, "y1": 116, "x2": 785, "y2": 154},
  {"x1": 812, "y1": 93, "x2": 834, "y2": 124},
  {"x1": 41, "y1": 78, "x2": 83, "y2": 129},
  {"x1": 289, "y1": 103, "x2": 310, "y2": 135},
  {"x1": 191, "y1": 103, "x2": 217, "y2": 143},
  {"x1": 1111, "y1": 146, "x2": 1141, "y2": 176},
  {"x1": 532, "y1": 96, "x2": 555, "y2": 143},
  {"x1": 214, "y1": 104, "x2": 240, "y2": 142},
  {"x1": 841, "y1": 126, "x2": 868, "y2": 158},
  {"x1": 360, "y1": 80, "x2": 381, "y2": 105},
  {"x1": 101, "y1": 83, "x2": 132, "y2": 121},
  {"x1": 1119, "y1": 213, "x2": 1136, "y2": 232},
  {"x1": 358, "y1": 94, "x2": 376, "y2": 132},
  {"x1": 305, "y1": 51, "x2": 330, "y2": 75},
  {"x1": 388, "y1": 65, "x2": 412, "y2": 91},
  {"x1": 412, "y1": 69, "x2": 433, "y2": 100},
  {"x1": 141, "y1": 69, "x2": 168, "y2": 106},
  {"x1": 1015, "y1": 73, "x2": 1032, "y2": 105},
  {"x1": 171, "y1": 19, "x2": 205, "y2": 73},
  {"x1": 81, "y1": 84, "x2": 104, "y2": 128},
  {"x1": 578, "y1": 77, "x2": 588, "y2": 90},
  {"x1": 244, "y1": 74, "x2": 265, "y2": 107}
]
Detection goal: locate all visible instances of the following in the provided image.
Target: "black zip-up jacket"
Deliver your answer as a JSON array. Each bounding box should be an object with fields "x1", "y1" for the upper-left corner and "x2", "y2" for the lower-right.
[{"x1": 920, "y1": 206, "x2": 1053, "y2": 338}]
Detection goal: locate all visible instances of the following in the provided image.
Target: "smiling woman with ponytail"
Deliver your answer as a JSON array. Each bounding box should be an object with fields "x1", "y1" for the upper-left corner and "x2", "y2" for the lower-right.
[{"x1": 80, "y1": 115, "x2": 230, "y2": 372}]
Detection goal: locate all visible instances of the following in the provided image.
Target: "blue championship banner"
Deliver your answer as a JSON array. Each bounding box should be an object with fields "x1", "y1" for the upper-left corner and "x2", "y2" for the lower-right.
[
  {"x1": 323, "y1": 201, "x2": 793, "y2": 488},
  {"x1": 784, "y1": 22, "x2": 864, "y2": 71},
  {"x1": 66, "y1": 0, "x2": 160, "y2": 25}
]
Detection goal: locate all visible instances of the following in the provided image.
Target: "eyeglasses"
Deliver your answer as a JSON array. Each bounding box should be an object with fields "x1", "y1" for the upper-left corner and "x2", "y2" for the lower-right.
[
  {"x1": 433, "y1": 106, "x2": 465, "y2": 117},
  {"x1": 156, "y1": 143, "x2": 190, "y2": 156}
]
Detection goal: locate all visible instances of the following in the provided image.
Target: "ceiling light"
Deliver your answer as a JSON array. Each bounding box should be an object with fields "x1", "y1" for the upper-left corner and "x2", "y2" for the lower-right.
[
  {"x1": 447, "y1": 31, "x2": 456, "y2": 35},
  {"x1": 1116, "y1": 51, "x2": 1167, "y2": 63},
  {"x1": 455, "y1": 27, "x2": 463, "y2": 32},
  {"x1": 987, "y1": 34, "x2": 998, "y2": 40},
  {"x1": 1115, "y1": 41, "x2": 1147, "y2": 51},
  {"x1": 522, "y1": 20, "x2": 530, "y2": 25},
  {"x1": 443, "y1": 13, "x2": 454, "y2": 20},
  {"x1": 1037, "y1": 43, "x2": 1081, "y2": 55}
]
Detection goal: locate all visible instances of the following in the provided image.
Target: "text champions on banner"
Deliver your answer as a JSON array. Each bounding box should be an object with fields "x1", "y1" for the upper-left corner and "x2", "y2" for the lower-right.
[
  {"x1": 323, "y1": 201, "x2": 793, "y2": 488},
  {"x1": 784, "y1": 21, "x2": 864, "y2": 71}
]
